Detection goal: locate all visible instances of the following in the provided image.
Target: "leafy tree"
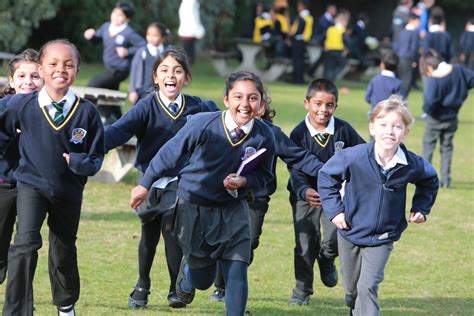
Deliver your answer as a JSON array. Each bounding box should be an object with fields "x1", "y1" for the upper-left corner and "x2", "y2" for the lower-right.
[{"x1": 0, "y1": 0, "x2": 61, "y2": 52}]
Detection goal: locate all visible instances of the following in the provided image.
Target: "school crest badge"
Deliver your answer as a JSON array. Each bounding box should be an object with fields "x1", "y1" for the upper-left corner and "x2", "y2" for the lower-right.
[
  {"x1": 334, "y1": 141, "x2": 345, "y2": 151},
  {"x1": 115, "y1": 34, "x2": 125, "y2": 45},
  {"x1": 70, "y1": 128, "x2": 87, "y2": 144},
  {"x1": 242, "y1": 147, "x2": 257, "y2": 160}
]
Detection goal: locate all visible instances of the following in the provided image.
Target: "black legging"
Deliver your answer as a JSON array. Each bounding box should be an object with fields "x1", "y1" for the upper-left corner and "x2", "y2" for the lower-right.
[{"x1": 136, "y1": 209, "x2": 182, "y2": 294}]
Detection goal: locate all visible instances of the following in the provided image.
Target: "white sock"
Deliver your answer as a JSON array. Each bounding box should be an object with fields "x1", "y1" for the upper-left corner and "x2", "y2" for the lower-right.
[{"x1": 58, "y1": 305, "x2": 75, "y2": 316}]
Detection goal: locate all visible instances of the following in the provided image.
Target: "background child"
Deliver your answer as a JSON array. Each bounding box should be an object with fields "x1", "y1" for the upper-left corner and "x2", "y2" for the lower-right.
[
  {"x1": 318, "y1": 95, "x2": 439, "y2": 316},
  {"x1": 396, "y1": 13, "x2": 421, "y2": 95},
  {"x1": 287, "y1": 79, "x2": 365, "y2": 306},
  {"x1": 128, "y1": 22, "x2": 169, "y2": 104},
  {"x1": 0, "y1": 49, "x2": 43, "y2": 286},
  {"x1": 105, "y1": 47, "x2": 219, "y2": 309},
  {"x1": 422, "y1": 6, "x2": 451, "y2": 62},
  {"x1": 322, "y1": 9, "x2": 350, "y2": 82},
  {"x1": 307, "y1": 4, "x2": 337, "y2": 77},
  {"x1": 290, "y1": 0, "x2": 313, "y2": 84},
  {"x1": 0, "y1": 39, "x2": 104, "y2": 316},
  {"x1": 209, "y1": 86, "x2": 326, "y2": 303},
  {"x1": 84, "y1": 1, "x2": 145, "y2": 91},
  {"x1": 459, "y1": 18, "x2": 474, "y2": 69},
  {"x1": 365, "y1": 49, "x2": 406, "y2": 117},
  {"x1": 130, "y1": 71, "x2": 276, "y2": 316},
  {"x1": 420, "y1": 49, "x2": 474, "y2": 188}
]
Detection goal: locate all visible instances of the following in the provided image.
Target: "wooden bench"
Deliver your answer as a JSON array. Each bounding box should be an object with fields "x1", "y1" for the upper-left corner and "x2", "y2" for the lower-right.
[
  {"x1": 70, "y1": 86, "x2": 137, "y2": 183},
  {"x1": 211, "y1": 39, "x2": 322, "y2": 82}
]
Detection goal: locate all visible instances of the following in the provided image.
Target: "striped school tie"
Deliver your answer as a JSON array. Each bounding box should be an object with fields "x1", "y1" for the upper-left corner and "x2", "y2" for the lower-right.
[
  {"x1": 315, "y1": 133, "x2": 329, "y2": 143},
  {"x1": 169, "y1": 102, "x2": 179, "y2": 115},
  {"x1": 52, "y1": 100, "x2": 66, "y2": 123},
  {"x1": 230, "y1": 127, "x2": 245, "y2": 143}
]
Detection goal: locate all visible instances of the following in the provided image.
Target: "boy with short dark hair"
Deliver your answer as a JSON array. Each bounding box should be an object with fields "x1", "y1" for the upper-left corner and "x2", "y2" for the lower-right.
[
  {"x1": 396, "y1": 13, "x2": 421, "y2": 95},
  {"x1": 365, "y1": 50, "x2": 406, "y2": 117},
  {"x1": 420, "y1": 49, "x2": 474, "y2": 188},
  {"x1": 287, "y1": 79, "x2": 365, "y2": 306}
]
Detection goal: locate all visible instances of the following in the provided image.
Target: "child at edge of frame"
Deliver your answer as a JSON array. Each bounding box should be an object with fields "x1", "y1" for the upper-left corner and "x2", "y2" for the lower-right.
[{"x1": 0, "y1": 39, "x2": 105, "y2": 316}]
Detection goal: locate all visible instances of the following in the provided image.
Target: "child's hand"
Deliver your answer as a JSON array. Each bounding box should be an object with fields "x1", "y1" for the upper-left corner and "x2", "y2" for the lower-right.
[
  {"x1": 223, "y1": 173, "x2": 247, "y2": 190},
  {"x1": 63, "y1": 153, "x2": 70, "y2": 165},
  {"x1": 130, "y1": 185, "x2": 148, "y2": 209},
  {"x1": 128, "y1": 92, "x2": 138, "y2": 104},
  {"x1": 84, "y1": 28, "x2": 96, "y2": 40},
  {"x1": 116, "y1": 47, "x2": 128, "y2": 58},
  {"x1": 332, "y1": 212, "x2": 349, "y2": 230},
  {"x1": 304, "y1": 188, "x2": 321, "y2": 208},
  {"x1": 409, "y1": 212, "x2": 426, "y2": 224}
]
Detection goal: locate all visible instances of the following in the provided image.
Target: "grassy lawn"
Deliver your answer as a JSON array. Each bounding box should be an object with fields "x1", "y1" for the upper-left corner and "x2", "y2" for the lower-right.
[{"x1": 1, "y1": 59, "x2": 473, "y2": 315}]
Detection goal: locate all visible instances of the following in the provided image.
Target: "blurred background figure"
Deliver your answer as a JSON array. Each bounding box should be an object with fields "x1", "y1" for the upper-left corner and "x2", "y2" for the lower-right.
[
  {"x1": 459, "y1": 18, "x2": 474, "y2": 69},
  {"x1": 178, "y1": 0, "x2": 205, "y2": 64}
]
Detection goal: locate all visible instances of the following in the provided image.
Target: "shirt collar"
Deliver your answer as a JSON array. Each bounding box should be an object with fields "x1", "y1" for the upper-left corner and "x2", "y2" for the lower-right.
[
  {"x1": 305, "y1": 114, "x2": 335, "y2": 137},
  {"x1": 159, "y1": 91, "x2": 182, "y2": 109},
  {"x1": 300, "y1": 9, "x2": 310, "y2": 17},
  {"x1": 38, "y1": 87, "x2": 75, "y2": 108},
  {"x1": 381, "y1": 70, "x2": 396, "y2": 78},
  {"x1": 374, "y1": 145, "x2": 408, "y2": 170},
  {"x1": 357, "y1": 20, "x2": 366, "y2": 29},
  {"x1": 147, "y1": 43, "x2": 164, "y2": 57},
  {"x1": 468, "y1": 25, "x2": 474, "y2": 32},
  {"x1": 261, "y1": 12, "x2": 272, "y2": 19},
  {"x1": 405, "y1": 24, "x2": 417, "y2": 31},
  {"x1": 108, "y1": 22, "x2": 128, "y2": 36},
  {"x1": 224, "y1": 110, "x2": 253, "y2": 134},
  {"x1": 432, "y1": 61, "x2": 453, "y2": 77},
  {"x1": 324, "y1": 12, "x2": 333, "y2": 22},
  {"x1": 428, "y1": 24, "x2": 442, "y2": 32}
]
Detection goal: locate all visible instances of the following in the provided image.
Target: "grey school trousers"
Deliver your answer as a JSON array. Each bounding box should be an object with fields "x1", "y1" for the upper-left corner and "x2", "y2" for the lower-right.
[
  {"x1": 338, "y1": 233, "x2": 393, "y2": 316},
  {"x1": 422, "y1": 115, "x2": 458, "y2": 186}
]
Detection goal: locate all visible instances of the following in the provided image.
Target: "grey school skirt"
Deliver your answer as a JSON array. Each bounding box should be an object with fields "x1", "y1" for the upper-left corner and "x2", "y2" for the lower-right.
[{"x1": 174, "y1": 198, "x2": 251, "y2": 269}]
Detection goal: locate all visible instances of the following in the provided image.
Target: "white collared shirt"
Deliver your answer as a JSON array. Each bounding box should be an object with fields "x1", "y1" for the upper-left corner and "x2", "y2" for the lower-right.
[
  {"x1": 432, "y1": 61, "x2": 453, "y2": 77},
  {"x1": 428, "y1": 24, "x2": 442, "y2": 33},
  {"x1": 305, "y1": 114, "x2": 335, "y2": 137},
  {"x1": 38, "y1": 88, "x2": 76, "y2": 119},
  {"x1": 224, "y1": 110, "x2": 254, "y2": 134},
  {"x1": 108, "y1": 22, "x2": 128, "y2": 37},
  {"x1": 324, "y1": 12, "x2": 334, "y2": 22},
  {"x1": 159, "y1": 91, "x2": 183, "y2": 112},
  {"x1": 375, "y1": 146, "x2": 408, "y2": 170},
  {"x1": 146, "y1": 43, "x2": 164, "y2": 57},
  {"x1": 381, "y1": 70, "x2": 396, "y2": 78}
]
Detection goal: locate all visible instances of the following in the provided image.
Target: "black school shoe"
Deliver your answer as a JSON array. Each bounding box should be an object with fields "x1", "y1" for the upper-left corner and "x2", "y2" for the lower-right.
[
  {"x1": 176, "y1": 257, "x2": 196, "y2": 305},
  {"x1": 168, "y1": 291, "x2": 186, "y2": 308},
  {"x1": 209, "y1": 287, "x2": 225, "y2": 302},
  {"x1": 128, "y1": 286, "x2": 150, "y2": 309},
  {"x1": 317, "y1": 253, "x2": 338, "y2": 287}
]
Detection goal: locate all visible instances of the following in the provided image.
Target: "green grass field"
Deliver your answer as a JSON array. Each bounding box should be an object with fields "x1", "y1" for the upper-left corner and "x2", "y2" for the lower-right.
[{"x1": 1, "y1": 60, "x2": 473, "y2": 315}]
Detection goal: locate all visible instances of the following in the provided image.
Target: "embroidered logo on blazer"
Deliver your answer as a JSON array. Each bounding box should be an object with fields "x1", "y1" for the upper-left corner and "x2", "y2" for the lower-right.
[
  {"x1": 242, "y1": 147, "x2": 257, "y2": 160},
  {"x1": 334, "y1": 141, "x2": 345, "y2": 151},
  {"x1": 115, "y1": 34, "x2": 125, "y2": 45},
  {"x1": 70, "y1": 128, "x2": 87, "y2": 144}
]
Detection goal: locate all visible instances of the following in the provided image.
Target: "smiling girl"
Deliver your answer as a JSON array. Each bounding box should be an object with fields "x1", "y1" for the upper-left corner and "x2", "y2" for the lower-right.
[
  {"x1": 105, "y1": 47, "x2": 219, "y2": 309},
  {"x1": 0, "y1": 49, "x2": 43, "y2": 287},
  {"x1": 130, "y1": 71, "x2": 276, "y2": 316}
]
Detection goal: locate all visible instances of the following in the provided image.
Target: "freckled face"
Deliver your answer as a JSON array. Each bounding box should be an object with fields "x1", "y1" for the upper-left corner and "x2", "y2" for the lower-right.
[
  {"x1": 153, "y1": 55, "x2": 187, "y2": 101},
  {"x1": 9, "y1": 62, "x2": 43, "y2": 94},
  {"x1": 304, "y1": 91, "x2": 337, "y2": 131},
  {"x1": 223, "y1": 80, "x2": 262, "y2": 126}
]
